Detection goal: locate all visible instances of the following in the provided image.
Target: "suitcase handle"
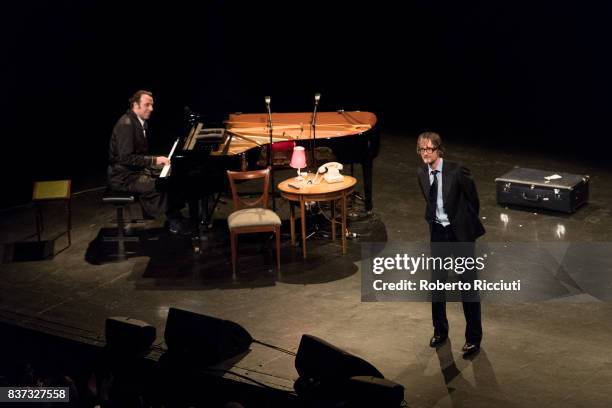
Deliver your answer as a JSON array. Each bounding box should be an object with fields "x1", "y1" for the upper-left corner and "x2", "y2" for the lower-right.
[{"x1": 522, "y1": 192, "x2": 542, "y2": 202}]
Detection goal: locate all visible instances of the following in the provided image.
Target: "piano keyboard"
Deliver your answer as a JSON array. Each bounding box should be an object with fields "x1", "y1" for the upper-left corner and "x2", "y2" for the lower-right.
[{"x1": 160, "y1": 138, "x2": 179, "y2": 178}]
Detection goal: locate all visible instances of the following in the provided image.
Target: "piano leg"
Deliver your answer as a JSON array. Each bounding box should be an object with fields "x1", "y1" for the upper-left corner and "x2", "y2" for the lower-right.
[
  {"x1": 187, "y1": 194, "x2": 222, "y2": 254},
  {"x1": 187, "y1": 199, "x2": 201, "y2": 254}
]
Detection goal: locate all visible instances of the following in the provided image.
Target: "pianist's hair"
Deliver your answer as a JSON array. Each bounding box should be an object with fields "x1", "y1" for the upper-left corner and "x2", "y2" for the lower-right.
[
  {"x1": 416, "y1": 131, "x2": 444, "y2": 157},
  {"x1": 129, "y1": 90, "x2": 153, "y2": 108}
]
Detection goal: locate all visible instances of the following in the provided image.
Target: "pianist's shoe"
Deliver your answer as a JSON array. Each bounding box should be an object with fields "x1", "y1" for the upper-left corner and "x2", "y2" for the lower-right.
[{"x1": 166, "y1": 218, "x2": 192, "y2": 235}]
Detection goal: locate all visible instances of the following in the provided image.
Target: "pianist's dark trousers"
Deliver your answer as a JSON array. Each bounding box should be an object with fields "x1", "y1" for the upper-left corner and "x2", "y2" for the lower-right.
[
  {"x1": 120, "y1": 168, "x2": 182, "y2": 220},
  {"x1": 430, "y1": 222, "x2": 482, "y2": 345}
]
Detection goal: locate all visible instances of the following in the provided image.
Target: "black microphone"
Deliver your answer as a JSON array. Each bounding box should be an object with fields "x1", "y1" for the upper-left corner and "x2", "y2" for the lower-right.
[
  {"x1": 312, "y1": 93, "x2": 321, "y2": 124},
  {"x1": 265, "y1": 96, "x2": 272, "y2": 128},
  {"x1": 310, "y1": 92, "x2": 321, "y2": 167},
  {"x1": 264, "y1": 96, "x2": 273, "y2": 130},
  {"x1": 264, "y1": 96, "x2": 273, "y2": 161},
  {"x1": 264, "y1": 95, "x2": 276, "y2": 210},
  {"x1": 265, "y1": 96, "x2": 271, "y2": 111}
]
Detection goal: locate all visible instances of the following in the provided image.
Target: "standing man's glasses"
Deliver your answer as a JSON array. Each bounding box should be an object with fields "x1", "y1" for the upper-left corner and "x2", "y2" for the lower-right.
[{"x1": 418, "y1": 147, "x2": 438, "y2": 154}]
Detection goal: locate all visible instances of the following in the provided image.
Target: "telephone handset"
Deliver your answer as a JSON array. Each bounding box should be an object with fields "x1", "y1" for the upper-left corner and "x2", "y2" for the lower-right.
[{"x1": 317, "y1": 162, "x2": 344, "y2": 183}]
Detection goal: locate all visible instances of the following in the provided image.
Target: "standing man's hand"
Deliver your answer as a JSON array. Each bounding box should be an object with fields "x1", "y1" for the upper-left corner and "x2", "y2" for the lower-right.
[{"x1": 155, "y1": 156, "x2": 170, "y2": 166}]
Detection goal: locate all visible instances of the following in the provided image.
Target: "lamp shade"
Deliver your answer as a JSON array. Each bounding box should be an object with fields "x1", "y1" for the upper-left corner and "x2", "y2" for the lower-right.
[{"x1": 290, "y1": 146, "x2": 307, "y2": 169}]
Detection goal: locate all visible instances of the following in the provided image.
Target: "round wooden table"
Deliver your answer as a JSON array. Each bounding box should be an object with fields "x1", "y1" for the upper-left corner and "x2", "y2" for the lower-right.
[{"x1": 278, "y1": 175, "x2": 357, "y2": 258}]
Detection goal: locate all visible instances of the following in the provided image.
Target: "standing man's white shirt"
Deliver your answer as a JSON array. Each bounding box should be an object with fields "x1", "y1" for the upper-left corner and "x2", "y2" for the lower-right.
[{"x1": 428, "y1": 158, "x2": 450, "y2": 226}]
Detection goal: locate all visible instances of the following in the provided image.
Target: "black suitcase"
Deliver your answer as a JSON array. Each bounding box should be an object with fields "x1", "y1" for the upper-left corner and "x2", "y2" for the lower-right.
[{"x1": 495, "y1": 167, "x2": 589, "y2": 213}]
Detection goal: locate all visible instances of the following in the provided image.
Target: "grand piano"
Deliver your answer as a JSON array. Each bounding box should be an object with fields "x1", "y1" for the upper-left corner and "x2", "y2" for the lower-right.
[{"x1": 162, "y1": 111, "x2": 379, "y2": 248}]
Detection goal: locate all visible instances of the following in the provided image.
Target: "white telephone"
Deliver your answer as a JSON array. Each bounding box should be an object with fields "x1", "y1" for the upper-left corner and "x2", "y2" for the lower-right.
[{"x1": 318, "y1": 162, "x2": 344, "y2": 183}]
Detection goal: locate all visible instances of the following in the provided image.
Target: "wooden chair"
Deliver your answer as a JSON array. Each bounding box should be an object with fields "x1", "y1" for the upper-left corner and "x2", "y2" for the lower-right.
[{"x1": 227, "y1": 167, "x2": 281, "y2": 275}]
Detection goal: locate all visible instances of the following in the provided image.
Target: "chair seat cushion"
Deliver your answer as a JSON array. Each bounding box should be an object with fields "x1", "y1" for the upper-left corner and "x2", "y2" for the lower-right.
[{"x1": 228, "y1": 208, "x2": 281, "y2": 229}]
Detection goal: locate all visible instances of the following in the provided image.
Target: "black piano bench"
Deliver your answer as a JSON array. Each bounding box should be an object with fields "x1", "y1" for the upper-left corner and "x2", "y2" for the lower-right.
[{"x1": 102, "y1": 189, "x2": 140, "y2": 245}]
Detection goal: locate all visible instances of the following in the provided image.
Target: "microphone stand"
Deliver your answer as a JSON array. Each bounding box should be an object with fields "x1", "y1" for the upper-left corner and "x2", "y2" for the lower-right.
[
  {"x1": 306, "y1": 93, "x2": 326, "y2": 239},
  {"x1": 310, "y1": 93, "x2": 320, "y2": 170},
  {"x1": 265, "y1": 96, "x2": 276, "y2": 211}
]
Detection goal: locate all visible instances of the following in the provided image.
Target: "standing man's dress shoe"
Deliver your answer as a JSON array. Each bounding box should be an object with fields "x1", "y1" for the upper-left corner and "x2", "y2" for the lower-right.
[
  {"x1": 462, "y1": 342, "x2": 480, "y2": 357},
  {"x1": 429, "y1": 335, "x2": 448, "y2": 348}
]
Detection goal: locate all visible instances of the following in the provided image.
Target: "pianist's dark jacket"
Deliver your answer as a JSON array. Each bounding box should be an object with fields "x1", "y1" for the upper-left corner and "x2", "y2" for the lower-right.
[{"x1": 108, "y1": 110, "x2": 156, "y2": 189}]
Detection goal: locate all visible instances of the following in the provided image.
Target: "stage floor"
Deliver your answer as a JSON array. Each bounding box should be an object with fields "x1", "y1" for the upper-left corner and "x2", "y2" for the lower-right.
[{"x1": 2, "y1": 132, "x2": 612, "y2": 407}]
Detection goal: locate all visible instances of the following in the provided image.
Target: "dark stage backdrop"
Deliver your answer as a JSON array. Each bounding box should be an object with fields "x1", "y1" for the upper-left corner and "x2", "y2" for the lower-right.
[{"x1": 2, "y1": 1, "x2": 611, "y2": 207}]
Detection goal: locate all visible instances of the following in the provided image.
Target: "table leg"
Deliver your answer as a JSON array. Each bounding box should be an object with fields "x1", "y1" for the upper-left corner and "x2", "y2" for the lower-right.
[
  {"x1": 300, "y1": 198, "x2": 307, "y2": 258},
  {"x1": 331, "y1": 199, "x2": 336, "y2": 241},
  {"x1": 290, "y1": 202, "x2": 296, "y2": 246},
  {"x1": 35, "y1": 204, "x2": 43, "y2": 242},
  {"x1": 66, "y1": 199, "x2": 72, "y2": 247},
  {"x1": 342, "y1": 192, "x2": 347, "y2": 255}
]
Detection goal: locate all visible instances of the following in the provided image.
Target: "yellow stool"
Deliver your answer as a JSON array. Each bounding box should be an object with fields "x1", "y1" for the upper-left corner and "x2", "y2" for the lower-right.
[{"x1": 32, "y1": 180, "x2": 72, "y2": 251}]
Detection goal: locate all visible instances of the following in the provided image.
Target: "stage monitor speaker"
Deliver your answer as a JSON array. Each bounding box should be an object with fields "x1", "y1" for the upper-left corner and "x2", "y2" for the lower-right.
[
  {"x1": 105, "y1": 317, "x2": 156, "y2": 355},
  {"x1": 164, "y1": 307, "x2": 252, "y2": 365},
  {"x1": 347, "y1": 376, "x2": 404, "y2": 407},
  {"x1": 295, "y1": 334, "x2": 384, "y2": 383}
]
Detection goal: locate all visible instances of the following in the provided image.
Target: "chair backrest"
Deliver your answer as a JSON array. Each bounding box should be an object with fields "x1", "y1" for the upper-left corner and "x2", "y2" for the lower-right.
[{"x1": 226, "y1": 167, "x2": 271, "y2": 211}]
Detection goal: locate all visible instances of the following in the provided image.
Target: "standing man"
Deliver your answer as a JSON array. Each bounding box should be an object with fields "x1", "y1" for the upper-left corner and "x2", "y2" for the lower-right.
[
  {"x1": 416, "y1": 131, "x2": 485, "y2": 357},
  {"x1": 108, "y1": 90, "x2": 186, "y2": 234}
]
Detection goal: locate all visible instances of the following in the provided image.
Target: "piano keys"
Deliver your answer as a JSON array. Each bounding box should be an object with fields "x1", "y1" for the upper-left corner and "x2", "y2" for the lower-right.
[{"x1": 159, "y1": 138, "x2": 179, "y2": 178}]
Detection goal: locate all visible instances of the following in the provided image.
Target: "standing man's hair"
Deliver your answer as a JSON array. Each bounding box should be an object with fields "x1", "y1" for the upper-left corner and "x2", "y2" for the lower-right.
[
  {"x1": 416, "y1": 131, "x2": 445, "y2": 157},
  {"x1": 129, "y1": 90, "x2": 153, "y2": 109}
]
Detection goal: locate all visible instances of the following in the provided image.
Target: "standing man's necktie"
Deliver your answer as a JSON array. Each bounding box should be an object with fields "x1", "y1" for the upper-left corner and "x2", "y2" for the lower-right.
[
  {"x1": 427, "y1": 170, "x2": 439, "y2": 223},
  {"x1": 142, "y1": 121, "x2": 148, "y2": 138}
]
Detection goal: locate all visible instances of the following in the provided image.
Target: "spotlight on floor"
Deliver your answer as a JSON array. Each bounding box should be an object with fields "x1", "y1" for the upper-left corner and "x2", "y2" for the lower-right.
[
  {"x1": 164, "y1": 307, "x2": 252, "y2": 365},
  {"x1": 105, "y1": 316, "x2": 156, "y2": 356},
  {"x1": 294, "y1": 334, "x2": 404, "y2": 407}
]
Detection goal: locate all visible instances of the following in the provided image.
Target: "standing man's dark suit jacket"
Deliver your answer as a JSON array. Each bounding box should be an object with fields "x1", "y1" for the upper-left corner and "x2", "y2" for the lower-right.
[
  {"x1": 417, "y1": 160, "x2": 485, "y2": 242},
  {"x1": 108, "y1": 110, "x2": 156, "y2": 189}
]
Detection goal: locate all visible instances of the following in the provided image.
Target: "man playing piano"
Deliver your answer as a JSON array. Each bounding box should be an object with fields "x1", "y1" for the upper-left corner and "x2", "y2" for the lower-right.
[{"x1": 108, "y1": 90, "x2": 187, "y2": 234}]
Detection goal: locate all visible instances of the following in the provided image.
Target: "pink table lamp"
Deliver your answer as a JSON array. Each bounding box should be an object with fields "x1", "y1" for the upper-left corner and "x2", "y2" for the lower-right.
[{"x1": 290, "y1": 146, "x2": 307, "y2": 181}]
